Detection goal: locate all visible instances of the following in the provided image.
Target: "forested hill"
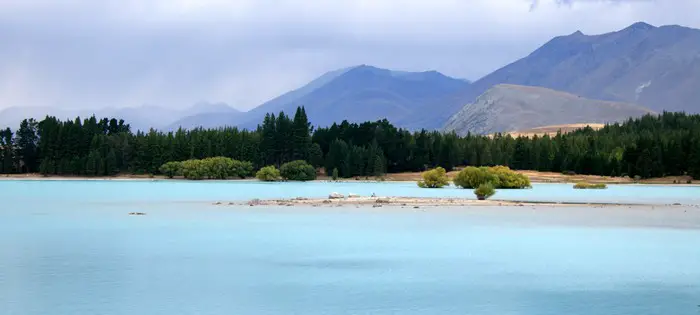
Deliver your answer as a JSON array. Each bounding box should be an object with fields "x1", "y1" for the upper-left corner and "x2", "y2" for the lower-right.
[{"x1": 1, "y1": 108, "x2": 699, "y2": 180}]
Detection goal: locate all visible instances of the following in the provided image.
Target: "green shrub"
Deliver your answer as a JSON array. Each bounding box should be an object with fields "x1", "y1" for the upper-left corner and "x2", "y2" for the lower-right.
[
  {"x1": 490, "y1": 166, "x2": 531, "y2": 189},
  {"x1": 280, "y1": 160, "x2": 317, "y2": 181},
  {"x1": 417, "y1": 167, "x2": 449, "y2": 188},
  {"x1": 453, "y1": 166, "x2": 500, "y2": 189},
  {"x1": 332, "y1": 168, "x2": 339, "y2": 181},
  {"x1": 573, "y1": 182, "x2": 608, "y2": 189},
  {"x1": 159, "y1": 161, "x2": 182, "y2": 178},
  {"x1": 256, "y1": 165, "x2": 281, "y2": 181},
  {"x1": 453, "y1": 165, "x2": 530, "y2": 189},
  {"x1": 202, "y1": 157, "x2": 231, "y2": 180},
  {"x1": 229, "y1": 160, "x2": 254, "y2": 178},
  {"x1": 162, "y1": 157, "x2": 253, "y2": 180},
  {"x1": 181, "y1": 159, "x2": 207, "y2": 180},
  {"x1": 474, "y1": 183, "x2": 496, "y2": 200}
]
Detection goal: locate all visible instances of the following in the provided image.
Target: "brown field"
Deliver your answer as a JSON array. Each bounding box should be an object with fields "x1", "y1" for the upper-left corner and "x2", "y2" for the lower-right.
[{"x1": 497, "y1": 123, "x2": 605, "y2": 138}]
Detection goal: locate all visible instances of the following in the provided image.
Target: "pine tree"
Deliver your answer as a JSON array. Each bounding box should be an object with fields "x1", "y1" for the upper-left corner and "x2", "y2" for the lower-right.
[
  {"x1": 373, "y1": 154, "x2": 385, "y2": 177},
  {"x1": 512, "y1": 137, "x2": 529, "y2": 170},
  {"x1": 308, "y1": 143, "x2": 324, "y2": 168},
  {"x1": 0, "y1": 128, "x2": 15, "y2": 173},
  {"x1": 85, "y1": 150, "x2": 99, "y2": 176},
  {"x1": 332, "y1": 168, "x2": 339, "y2": 180},
  {"x1": 275, "y1": 112, "x2": 293, "y2": 164},
  {"x1": 105, "y1": 149, "x2": 118, "y2": 175},
  {"x1": 97, "y1": 153, "x2": 106, "y2": 176},
  {"x1": 39, "y1": 158, "x2": 55, "y2": 175},
  {"x1": 292, "y1": 106, "x2": 311, "y2": 161},
  {"x1": 325, "y1": 139, "x2": 350, "y2": 177},
  {"x1": 481, "y1": 143, "x2": 493, "y2": 166},
  {"x1": 260, "y1": 113, "x2": 277, "y2": 166},
  {"x1": 689, "y1": 139, "x2": 700, "y2": 180},
  {"x1": 15, "y1": 119, "x2": 39, "y2": 173}
]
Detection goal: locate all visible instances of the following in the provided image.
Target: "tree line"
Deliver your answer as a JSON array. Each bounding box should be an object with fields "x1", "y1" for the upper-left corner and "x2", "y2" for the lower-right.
[{"x1": 1, "y1": 108, "x2": 699, "y2": 179}]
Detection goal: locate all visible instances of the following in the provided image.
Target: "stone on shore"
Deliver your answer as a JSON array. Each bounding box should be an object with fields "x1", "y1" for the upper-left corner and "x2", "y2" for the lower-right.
[
  {"x1": 375, "y1": 198, "x2": 391, "y2": 204},
  {"x1": 329, "y1": 192, "x2": 344, "y2": 199}
]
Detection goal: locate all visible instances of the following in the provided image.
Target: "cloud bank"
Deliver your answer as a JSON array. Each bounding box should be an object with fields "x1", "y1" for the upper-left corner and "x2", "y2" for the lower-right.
[{"x1": 0, "y1": 0, "x2": 697, "y2": 110}]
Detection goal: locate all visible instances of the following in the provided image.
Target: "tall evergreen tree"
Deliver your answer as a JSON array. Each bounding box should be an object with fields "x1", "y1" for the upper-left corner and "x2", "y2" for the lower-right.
[
  {"x1": 0, "y1": 128, "x2": 15, "y2": 173},
  {"x1": 15, "y1": 119, "x2": 39, "y2": 173},
  {"x1": 291, "y1": 106, "x2": 311, "y2": 161},
  {"x1": 308, "y1": 143, "x2": 324, "y2": 168}
]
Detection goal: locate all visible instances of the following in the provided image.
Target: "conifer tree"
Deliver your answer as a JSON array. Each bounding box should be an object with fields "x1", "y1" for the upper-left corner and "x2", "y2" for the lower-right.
[{"x1": 292, "y1": 106, "x2": 311, "y2": 161}]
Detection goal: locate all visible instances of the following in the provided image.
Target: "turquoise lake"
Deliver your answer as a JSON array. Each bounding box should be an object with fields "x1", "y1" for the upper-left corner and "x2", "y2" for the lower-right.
[{"x1": 1, "y1": 180, "x2": 700, "y2": 314}]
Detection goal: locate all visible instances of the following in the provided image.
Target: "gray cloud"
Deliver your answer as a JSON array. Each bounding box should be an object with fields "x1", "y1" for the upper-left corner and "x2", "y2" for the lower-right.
[
  {"x1": 531, "y1": 0, "x2": 653, "y2": 11},
  {"x1": 0, "y1": 0, "x2": 698, "y2": 111}
]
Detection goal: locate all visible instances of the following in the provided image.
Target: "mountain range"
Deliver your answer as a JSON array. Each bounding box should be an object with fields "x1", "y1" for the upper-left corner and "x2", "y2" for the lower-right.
[
  {"x1": 169, "y1": 65, "x2": 470, "y2": 130},
  {"x1": 446, "y1": 22, "x2": 700, "y2": 115},
  {"x1": 2, "y1": 22, "x2": 699, "y2": 134}
]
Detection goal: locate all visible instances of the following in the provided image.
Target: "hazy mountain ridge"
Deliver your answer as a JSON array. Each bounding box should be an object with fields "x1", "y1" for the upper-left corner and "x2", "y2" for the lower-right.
[
  {"x1": 448, "y1": 22, "x2": 700, "y2": 114},
  {"x1": 443, "y1": 84, "x2": 655, "y2": 135},
  {"x1": 0, "y1": 102, "x2": 240, "y2": 131},
  {"x1": 180, "y1": 64, "x2": 470, "y2": 130}
]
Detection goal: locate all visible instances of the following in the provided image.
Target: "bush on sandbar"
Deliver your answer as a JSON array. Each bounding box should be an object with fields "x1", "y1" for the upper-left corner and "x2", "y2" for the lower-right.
[
  {"x1": 160, "y1": 157, "x2": 253, "y2": 180},
  {"x1": 280, "y1": 160, "x2": 317, "y2": 181},
  {"x1": 256, "y1": 165, "x2": 281, "y2": 181},
  {"x1": 159, "y1": 161, "x2": 182, "y2": 178},
  {"x1": 474, "y1": 183, "x2": 496, "y2": 200},
  {"x1": 417, "y1": 167, "x2": 449, "y2": 188},
  {"x1": 454, "y1": 166, "x2": 530, "y2": 189}
]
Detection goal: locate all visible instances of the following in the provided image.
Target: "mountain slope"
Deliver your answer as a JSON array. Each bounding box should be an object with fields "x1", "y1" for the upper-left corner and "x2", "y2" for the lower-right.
[
  {"x1": 231, "y1": 65, "x2": 469, "y2": 129},
  {"x1": 443, "y1": 84, "x2": 654, "y2": 135},
  {"x1": 448, "y1": 22, "x2": 700, "y2": 114}
]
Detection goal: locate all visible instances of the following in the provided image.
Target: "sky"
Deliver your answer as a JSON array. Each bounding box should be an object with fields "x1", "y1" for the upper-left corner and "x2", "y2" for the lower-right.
[{"x1": 0, "y1": 0, "x2": 698, "y2": 111}]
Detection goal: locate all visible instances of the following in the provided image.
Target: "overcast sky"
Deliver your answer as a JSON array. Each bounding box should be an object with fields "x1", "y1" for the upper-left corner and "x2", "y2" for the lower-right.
[{"x1": 0, "y1": 0, "x2": 697, "y2": 111}]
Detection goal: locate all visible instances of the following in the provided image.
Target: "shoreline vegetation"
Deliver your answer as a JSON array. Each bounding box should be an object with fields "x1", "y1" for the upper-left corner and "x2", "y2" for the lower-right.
[
  {"x1": 1, "y1": 111, "x2": 699, "y2": 184},
  {"x1": 2, "y1": 170, "x2": 695, "y2": 185}
]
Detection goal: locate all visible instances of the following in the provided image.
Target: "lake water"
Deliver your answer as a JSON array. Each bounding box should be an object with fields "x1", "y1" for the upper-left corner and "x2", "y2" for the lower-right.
[
  {"x1": 1, "y1": 180, "x2": 700, "y2": 314},
  {"x1": 3, "y1": 180, "x2": 700, "y2": 205}
]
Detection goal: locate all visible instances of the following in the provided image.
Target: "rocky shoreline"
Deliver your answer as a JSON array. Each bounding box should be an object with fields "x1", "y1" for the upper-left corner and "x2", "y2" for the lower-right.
[{"x1": 229, "y1": 195, "x2": 675, "y2": 208}]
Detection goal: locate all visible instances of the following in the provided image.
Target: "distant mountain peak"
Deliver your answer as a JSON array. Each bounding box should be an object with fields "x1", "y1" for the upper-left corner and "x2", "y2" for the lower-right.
[
  {"x1": 347, "y1": 64, "x2": 391, "y2": 76},
  {"x1": 570, "y1": 30, "x2": 584, "y2": 36},
  {"x1": 623, "y1": 21, "x2": 655, "y2": 32}
]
